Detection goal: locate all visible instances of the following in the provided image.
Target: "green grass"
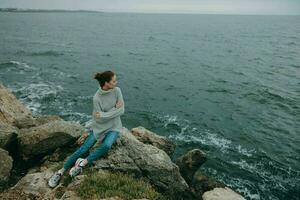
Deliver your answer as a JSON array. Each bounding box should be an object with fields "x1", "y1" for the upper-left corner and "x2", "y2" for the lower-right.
[{"x1": 73, "y1": 169, "x2": 168, "y2": 200}]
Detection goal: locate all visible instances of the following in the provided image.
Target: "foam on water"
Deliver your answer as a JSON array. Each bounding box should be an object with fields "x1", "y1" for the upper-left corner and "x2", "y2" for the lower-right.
[
  {"x1": 156, "y1": 113, "x2": 256, "y2": 155},
  {"x1": 236, "y1": 144, "x2": 256, "y2": 157},
  {"x1": 0, "y1": 60, "x2": 37, "y2": 72},
  {"x1": 160, "y1": 112, "x2": 300, "y2": 199},
  {"x1": 8, "y1": 82, "x2": 64, "y2": 115}
]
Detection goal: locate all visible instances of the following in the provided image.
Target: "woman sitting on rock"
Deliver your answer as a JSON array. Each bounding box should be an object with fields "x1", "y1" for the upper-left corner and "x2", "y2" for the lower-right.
[{"x1": 48, "y1": 70, "x2": 125, "y2": 188}]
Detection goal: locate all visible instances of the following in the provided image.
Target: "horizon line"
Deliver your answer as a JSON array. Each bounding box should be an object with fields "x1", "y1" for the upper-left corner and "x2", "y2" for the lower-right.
[{"x1": 0, "y1": 7, "x2": 299, "y2": 16}]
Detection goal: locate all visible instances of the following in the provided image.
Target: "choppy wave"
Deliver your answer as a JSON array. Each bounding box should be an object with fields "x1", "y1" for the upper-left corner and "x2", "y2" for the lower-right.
[
  {"x1": 16, "y1": 50, "x2": 64, "y2": 56},
  {"x1": 0, "y1": 61, "x2": 37, "y2": 72},
  {"x1": 225, "y1": 177, "x2": 261, "y2": 200},
  {"x1": 154, "y1": 113, "x2": 255, "y2": 155},
  {"x1": 151, "y1": 113, "x2": 300, "y2": 199},
  {"x1": 7, "y1": 82, "x2": 64, "y2": 114},
  {"x1": 204, "y1": 167, "x2": 262, "y2": 200}
]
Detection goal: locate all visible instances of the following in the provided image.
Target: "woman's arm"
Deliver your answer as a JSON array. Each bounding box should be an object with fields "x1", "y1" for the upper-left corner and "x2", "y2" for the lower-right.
[{"x1": 93, "y1": 87, "x2": 125, "y2": 123}]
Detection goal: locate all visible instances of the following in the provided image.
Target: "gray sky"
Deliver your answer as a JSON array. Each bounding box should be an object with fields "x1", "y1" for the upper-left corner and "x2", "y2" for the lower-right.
[{"x1": 0, "y1": 0, "x2": 299, "y2": 15}]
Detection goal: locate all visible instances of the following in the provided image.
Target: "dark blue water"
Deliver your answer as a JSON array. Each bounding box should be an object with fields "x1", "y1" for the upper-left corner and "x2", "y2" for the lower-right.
[{"x1": 0, "y1": 12, "x2": 299, "y2": 200}]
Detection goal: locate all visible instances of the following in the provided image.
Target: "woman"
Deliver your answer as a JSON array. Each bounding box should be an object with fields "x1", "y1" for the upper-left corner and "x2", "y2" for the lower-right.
[{"x1": 48, "y1": 70, "x2": 125, "y2": 188}]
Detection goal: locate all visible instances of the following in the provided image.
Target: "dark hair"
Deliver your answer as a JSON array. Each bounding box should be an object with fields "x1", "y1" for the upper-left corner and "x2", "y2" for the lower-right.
[{"x1": 94, "y1": 70, "x2": 115, "y2": 88}]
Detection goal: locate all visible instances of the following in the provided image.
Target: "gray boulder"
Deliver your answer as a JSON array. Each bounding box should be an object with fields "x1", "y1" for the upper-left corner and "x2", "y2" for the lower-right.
[
  {"x1": 175, "y1": 148, "x2": 207, "y2": 185},
  {"x1": 190, "y1": 170, "x2": 226, "y2": 197},
  {"x1": 18, "y1": 120, "x2": 85, "y2": 160},
  {"x1": 10, "y1": 164, "x2": 56, "y2": 198},
  {"x1": 131, "y1": 126, "x2": 176, "y2": 157},
  {"x1": 202, "y1": 187, "x2": 246, "y2": 200},
  {"x1": 92, "y1": 127, "x2": 189, "y2": 199}
]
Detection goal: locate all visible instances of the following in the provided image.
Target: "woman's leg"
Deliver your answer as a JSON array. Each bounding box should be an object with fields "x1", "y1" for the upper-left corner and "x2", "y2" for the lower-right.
[
  {"x1": 63, "y1": 130, "x2": 97, "y2": 170},
  {"x1": 85, "y1": 130, "x2": 120, "y2": 165}
]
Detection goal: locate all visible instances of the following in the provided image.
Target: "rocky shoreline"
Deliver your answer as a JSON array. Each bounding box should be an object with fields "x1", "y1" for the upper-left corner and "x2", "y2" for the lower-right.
[{"x1": 0, "y1": 82, "x2": 245, "y2": 200}]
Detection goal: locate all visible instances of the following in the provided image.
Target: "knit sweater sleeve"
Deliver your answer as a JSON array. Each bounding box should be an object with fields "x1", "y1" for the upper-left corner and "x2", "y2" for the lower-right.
[{"x1": 93, "y1": 87, "x2": 125, "y2": 123}]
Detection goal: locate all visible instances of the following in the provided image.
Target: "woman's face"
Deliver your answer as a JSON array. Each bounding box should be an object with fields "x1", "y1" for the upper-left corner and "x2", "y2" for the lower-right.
[{"x1": 107, "y1": 75, "x2": 118, "y2": 89}]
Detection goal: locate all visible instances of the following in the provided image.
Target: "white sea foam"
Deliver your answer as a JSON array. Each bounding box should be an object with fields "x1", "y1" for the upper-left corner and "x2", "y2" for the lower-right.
[
  {"x1": 156, "y1": 113, "x2": 233, "y2": 152},
  {"x1": 157, "y1": 113, "x2": 259, "y2": 157},
  {"x1": 203, "y1": 168, "x2": 262, "y2": 200},
  {"x1": 8, "y1": 60, "x2": 37, "y2": 71},
  {"x1": 236, "y1": 144, "x2": 256, "y2": 157},
  {"x1": 223, "y1": 177, "x2": 261, "y2": 200},
  {"x1": 237, "y1": 187, "x2": 261, "y2": 200},
  {"x1": 8, "y1": 82, "x2": 64, "y2": 114},
  {"x1": 230, "y1": 160, "x2": 260, "y2": 173}
]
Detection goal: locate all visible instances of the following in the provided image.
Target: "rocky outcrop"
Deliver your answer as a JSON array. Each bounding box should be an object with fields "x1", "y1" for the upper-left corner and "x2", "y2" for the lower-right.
[
  {"x1": 131, "y1": 126, "x2": 176, "y2": 156},
  {"x1": 202, "y1": 187, "x2": 246, "y2": 200},
  {"x1": 0, "y1": 83, "x2": 246, "y2": 200},
  {"x1": 11, "y1": 168, "x2": 53, "y2": 197},
  {"x1": 92, "y1": 127, "x2": 190, "y2": 199},
  {"x1": 175, "y1": 148, "x2": 207, "y2": 185},
  {"x1": 0, "y1": 148, "x2": 13, "y2": 185},
  {"x1": 190, "y1": 170, "x2": 226, "y2": 198},
  {"x1": 0, "y1": 83, "x2": 33, "y2": 125},
  {"x1": 18, "y1": 120, "x2": 85, "y2": 160}
]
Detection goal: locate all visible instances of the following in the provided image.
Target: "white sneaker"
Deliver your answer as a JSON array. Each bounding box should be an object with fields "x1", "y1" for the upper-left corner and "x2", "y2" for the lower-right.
[
  {"x1": 48, "y1": 171, "x2": 63, "y2": 188},
  {"x1": 69, "y1": 158, "x2": 85, "y2": 178}
]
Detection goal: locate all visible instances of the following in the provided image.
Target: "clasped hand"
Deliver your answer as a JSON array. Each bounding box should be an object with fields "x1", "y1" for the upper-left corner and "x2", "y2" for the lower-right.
[{"x1": 95, "y1": 100, "x2": 123, "y2": 118}]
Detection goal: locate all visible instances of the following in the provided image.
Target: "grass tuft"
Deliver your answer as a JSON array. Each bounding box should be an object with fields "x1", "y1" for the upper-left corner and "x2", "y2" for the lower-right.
[{"x1": 73, "y1": 169, "x2": 168, "y2": 200}]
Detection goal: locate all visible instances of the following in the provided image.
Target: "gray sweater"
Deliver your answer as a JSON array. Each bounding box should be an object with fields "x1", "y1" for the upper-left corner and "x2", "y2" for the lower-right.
[{"x1": 89, "y1": 86, "x2": 125, "y2": 141}]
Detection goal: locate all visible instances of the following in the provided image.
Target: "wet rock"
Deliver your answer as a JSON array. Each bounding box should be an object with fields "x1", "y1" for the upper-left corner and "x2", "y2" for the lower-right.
[
  {"x1": 18, "y1": 120, "x2": 85, "y2": 160},
  {"x1": 202, "y1": 187, "x2": 246, "y2": 200},
  {"x1": 175, "y1": 148, "x2": 207, "y2": 185},
  {"x1": 0, "y1": 148, "x2": 13, "y2": 185},
  {"x1": 190, "y1": 171, "x2": 226, "y2": 197},
  {"x1": 131, "y1": 126, "x2": 176, "y2": 157}
]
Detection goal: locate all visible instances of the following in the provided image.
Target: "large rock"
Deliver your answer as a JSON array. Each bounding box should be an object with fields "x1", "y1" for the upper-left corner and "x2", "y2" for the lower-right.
[
  {"x1": 10, "y1": 165, "x2": 56, "y2": 198},
  {"x1": 3, "y1": 161, "x2": 64, "y2": 199},
  {"x1": 0, "y1": 123, "x2": 18, "y2": 150},
  {"x1": 131, "y1": 126, "x2": 176, "y2": 157},
  {"x1": 0, "y1": 148, "x2": 13, "y2": 185},
  {"x1": 18, "y1": 120, "x2": 85, "y2": 160},
  {"x1": 0, "y1": 83, "x2": 33, "y2": 125},
  {"x1": 13, "y1": 114, "x2": 63, "y2": 129},
  {"x1": 92, "y1": 127, "x2": 190, "y2": 199},
  {"x1": 0, "y1": 188, "x2": 39, "y2": 200},
  {"x1": 12, "y1": 171, "x2": 52, "y2": 197},
  {"x1": 0, "y1": 83, "x2": 62, "y2": 130},
  {"x1": 175, "y1": 148, "x2": 207, "y2": 185},
  {"x1": 202, "y1": 187, "x2": 246, "y2": 200},
  {"x1": 190, "y1": 171, "x2": 226, "y2": 197}
]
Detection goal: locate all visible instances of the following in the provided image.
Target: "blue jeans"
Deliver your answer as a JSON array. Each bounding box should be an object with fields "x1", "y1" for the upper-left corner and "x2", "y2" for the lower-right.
[{"x1": 63, "y1": 129, "x2": 119, "y2": 170}]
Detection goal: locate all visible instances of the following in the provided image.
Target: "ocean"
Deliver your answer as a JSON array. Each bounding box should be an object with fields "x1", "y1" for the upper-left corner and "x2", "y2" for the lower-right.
[{"x1": 0, "y1": 11, "x2": 299, "y2": 200}]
